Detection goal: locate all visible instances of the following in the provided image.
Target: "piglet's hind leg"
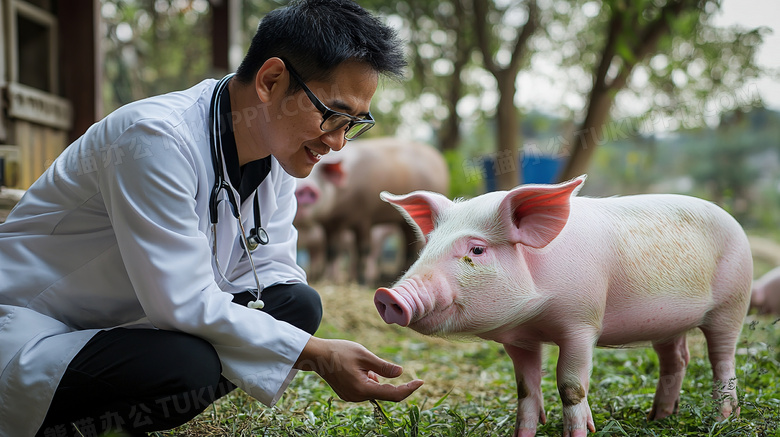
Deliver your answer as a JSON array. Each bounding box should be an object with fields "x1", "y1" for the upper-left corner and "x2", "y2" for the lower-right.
[
  {"x1": 648, "y1": 334, "x2": 689, "y2": 420},
  {"x1": 700, "y1": 325, "x2": 741, "y2": 419}
]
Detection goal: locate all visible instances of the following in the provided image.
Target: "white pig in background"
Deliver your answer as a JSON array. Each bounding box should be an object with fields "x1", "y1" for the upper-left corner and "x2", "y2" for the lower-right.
[
  {"x1": 751, "y1": 266, "x2": 780, "y2": 315},
  {"x1": 374, "y1": 175, "x2": 752, "y2": 437}
]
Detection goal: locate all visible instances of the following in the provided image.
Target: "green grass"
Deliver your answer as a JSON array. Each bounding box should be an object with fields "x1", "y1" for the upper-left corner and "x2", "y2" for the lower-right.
[{"x1": 157, "y1": 283, "x2": 780, "y2": 437}]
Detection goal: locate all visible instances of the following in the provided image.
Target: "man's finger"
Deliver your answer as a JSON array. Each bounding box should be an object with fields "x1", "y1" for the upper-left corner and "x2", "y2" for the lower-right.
[
  {"x1": 370, "y1": 379, "x2": 424, "y2": 402},
  {"x1": 372, "y1": 358, "x2": 403, "y2": 379}
]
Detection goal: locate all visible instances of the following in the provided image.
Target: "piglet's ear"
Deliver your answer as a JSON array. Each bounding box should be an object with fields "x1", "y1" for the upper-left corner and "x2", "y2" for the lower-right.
[
  {"x1": 381, "y1": 190, "x2": 452, "y2": 243},
  {"x1": 499, "y1": 175, "x2": 586, "y2": 248}
]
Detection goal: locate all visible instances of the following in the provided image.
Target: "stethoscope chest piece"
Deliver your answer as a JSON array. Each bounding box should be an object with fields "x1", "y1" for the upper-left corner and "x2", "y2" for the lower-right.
[{"x1": 244, "y1": 227, "x2": 270, "y2": 251}]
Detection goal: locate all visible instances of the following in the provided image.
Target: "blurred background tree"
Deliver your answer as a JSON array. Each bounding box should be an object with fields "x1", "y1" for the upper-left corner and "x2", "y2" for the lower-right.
[
  {"x1": 99, "y1": 0, "x2": 778, "y2": 236},
  {"x1": 101, "y1": 0, "x2": 212, "y2": 113},
  {"x1": 558, "y1": 0, "x2": 765, "y2": 181},
  {"x1": 586, "y1": 106, "x2": 780, "y2": 226}
]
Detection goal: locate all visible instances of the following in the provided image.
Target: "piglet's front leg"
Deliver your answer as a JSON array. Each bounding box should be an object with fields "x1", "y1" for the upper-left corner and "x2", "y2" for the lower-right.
[
  {"x1": 557, "y1": 339, "x2": 597, "y2": 437},
  {"x1": 504, "y1": 344, "x2": 546, "y2": 437}
]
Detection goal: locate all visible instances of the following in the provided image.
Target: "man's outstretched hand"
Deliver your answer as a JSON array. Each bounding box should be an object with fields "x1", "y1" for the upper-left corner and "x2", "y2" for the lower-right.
[{"x1": 295, "y1": 336, "x2": 424, "y2": 402}]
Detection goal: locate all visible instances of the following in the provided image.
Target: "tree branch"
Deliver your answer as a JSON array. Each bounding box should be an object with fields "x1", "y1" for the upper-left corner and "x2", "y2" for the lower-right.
[
  {"x1": 473, "y1": 0, "x2": 497, "y2": 75},
  {"x1": 593, "y1": 10, "x2": 623, "y2": 92},
  {"x1": 608, "y1": 0, "x2": 693, "y2": 91},
  {"x1": 508, "y1": 0, "x2": 540, "y2": 73}
]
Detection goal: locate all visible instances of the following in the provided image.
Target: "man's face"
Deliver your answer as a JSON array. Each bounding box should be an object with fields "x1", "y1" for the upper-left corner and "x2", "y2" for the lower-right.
[{"x1": 263, "y1": 61, "x2": 379, "y2": 178}]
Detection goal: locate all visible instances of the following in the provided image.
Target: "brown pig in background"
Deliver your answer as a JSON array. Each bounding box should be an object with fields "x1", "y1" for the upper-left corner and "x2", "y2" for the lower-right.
[
  {"x1": 294, "y1": 137, "x2": 449, "y2": 283},
  {"x1": 751, "y1": 266, "x2": 780, "y2": 315}
]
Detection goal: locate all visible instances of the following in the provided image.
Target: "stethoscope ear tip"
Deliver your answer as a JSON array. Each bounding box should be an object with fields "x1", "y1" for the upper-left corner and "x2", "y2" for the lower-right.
[{"x1": 248, "y1": 299, "x2": 265, "y2": 309}]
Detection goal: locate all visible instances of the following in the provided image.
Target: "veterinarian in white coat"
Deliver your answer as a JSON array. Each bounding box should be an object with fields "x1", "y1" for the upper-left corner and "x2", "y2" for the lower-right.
[{"x1": 0, "y1": 2, "x2": 422, "y2": 435}]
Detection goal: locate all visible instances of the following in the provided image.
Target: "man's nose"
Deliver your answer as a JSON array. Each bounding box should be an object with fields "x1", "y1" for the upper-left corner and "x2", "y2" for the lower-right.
[{"x1": 320, "y1": 129, "x2": 347, "y2": 152}]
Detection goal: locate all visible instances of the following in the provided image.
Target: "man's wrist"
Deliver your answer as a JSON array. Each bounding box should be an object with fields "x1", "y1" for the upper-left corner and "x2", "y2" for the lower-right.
[{"x1": 294, "y1": 335, "x2": 326, "y2": 372}]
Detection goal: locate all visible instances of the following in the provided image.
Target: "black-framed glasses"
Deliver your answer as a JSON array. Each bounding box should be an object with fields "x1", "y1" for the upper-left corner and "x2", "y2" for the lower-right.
[{"x1": 283, "y1": 60, "x2": 375, "y2": 141}]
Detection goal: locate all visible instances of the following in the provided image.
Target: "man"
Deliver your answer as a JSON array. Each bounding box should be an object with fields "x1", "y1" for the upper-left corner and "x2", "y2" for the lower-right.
[{"x1": 0, "y1": 1, "x2": 423, "y2": 435}]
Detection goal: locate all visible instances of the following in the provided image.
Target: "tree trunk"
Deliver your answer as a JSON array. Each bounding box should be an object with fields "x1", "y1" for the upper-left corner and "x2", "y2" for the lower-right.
[
  {"x1": 438, "y1": 0, "x2": 470, "y2": 152},
  {"x1": 473, "y1": 0, "x2": 538, "y2": 190},
  {"x1": 559, "y1": 87, "x2": 612, "y2": 181},
  {"x1": 438, "y1": 84, "x2": 462, "y2": 151},
  {"x1": 438, "y1": 53, "x2": 466, "y2": 151},
  {"x1": 495, "y1": 69, "x2": 520, "y2": 190}
]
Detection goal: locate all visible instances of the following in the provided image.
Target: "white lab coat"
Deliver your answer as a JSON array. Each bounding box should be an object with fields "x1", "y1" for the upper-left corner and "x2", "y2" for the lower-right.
[{"x1": 0, "y1": 79, "x2": 311, "y2": 436}]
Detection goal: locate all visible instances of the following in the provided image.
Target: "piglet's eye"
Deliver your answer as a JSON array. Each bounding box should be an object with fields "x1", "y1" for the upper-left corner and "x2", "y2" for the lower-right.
[{"x1": 470, "y1": 246, "x2": 486, "y2": 256}]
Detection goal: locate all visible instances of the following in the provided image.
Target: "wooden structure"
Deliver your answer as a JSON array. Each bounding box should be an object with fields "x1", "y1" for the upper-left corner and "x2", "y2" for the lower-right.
[
  {"x1": 0, "y1": 0, "x2": 101, "y2": 189},
  {"x1": 0, "y1": 0, "x2": 235, "y2": 190}
]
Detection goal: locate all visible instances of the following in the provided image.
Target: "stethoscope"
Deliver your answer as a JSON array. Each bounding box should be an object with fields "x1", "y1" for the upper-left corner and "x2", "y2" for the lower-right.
[{"x1": 209, "y1": 73, "x2": 268, "y2": 309}]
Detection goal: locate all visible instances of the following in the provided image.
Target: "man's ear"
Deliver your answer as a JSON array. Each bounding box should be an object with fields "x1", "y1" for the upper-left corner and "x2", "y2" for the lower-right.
[{"x1": 254, "y1": 57, "x2": 287, "y2": 103}]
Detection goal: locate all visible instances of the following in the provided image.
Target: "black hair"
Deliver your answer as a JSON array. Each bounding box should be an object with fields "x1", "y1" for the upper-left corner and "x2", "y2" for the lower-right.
[{"x1": 234, "y1": 0, "x2": 406, "y2": 92}]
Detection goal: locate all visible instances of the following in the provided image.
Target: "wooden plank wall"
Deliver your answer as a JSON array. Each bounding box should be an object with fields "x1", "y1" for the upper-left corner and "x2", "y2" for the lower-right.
[
  {"x1": 0, "y1": 0, "x2": 97, "y2": 189},
  {"x1": 13, "y1": 119, "x2": 66, "y2": 188}
]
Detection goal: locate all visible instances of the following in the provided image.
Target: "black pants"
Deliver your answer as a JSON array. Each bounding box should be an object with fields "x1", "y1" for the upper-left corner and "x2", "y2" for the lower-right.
[{"x1": 35, "y1": 283, "x2": 322, "y2": 437}]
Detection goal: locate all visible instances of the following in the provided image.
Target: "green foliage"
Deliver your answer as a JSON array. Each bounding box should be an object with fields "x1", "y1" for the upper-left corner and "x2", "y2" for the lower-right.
[
  {"x1": 586, "y1": 106, "x2": 780, "y2": 233},
  {"x1": 100, "y1": 0, "x2": 770, "y2": 171},
  {"x1": 101, "y1": 0, "x2": 213, "y2": 113},
  {"x1": 611, "y1": 0, "x2": 767, "y2": 128},
  {"x1": 443, "y1": 149, "x2": 484, "y2": 199}
]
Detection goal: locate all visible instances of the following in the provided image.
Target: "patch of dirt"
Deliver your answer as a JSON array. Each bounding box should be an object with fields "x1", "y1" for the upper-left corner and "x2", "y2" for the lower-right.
[{"x1": 313, "y1": 281, "x2": 511, "y2": 403}]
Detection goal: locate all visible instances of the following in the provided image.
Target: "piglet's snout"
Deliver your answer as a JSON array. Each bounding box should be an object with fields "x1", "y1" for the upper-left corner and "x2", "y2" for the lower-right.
[
  {"x1": 374, "y1": 287, "x2": 413, "y2": 327},
  {"x1": 295, "y1": 185, "x2": 320, "y2": 206}
]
